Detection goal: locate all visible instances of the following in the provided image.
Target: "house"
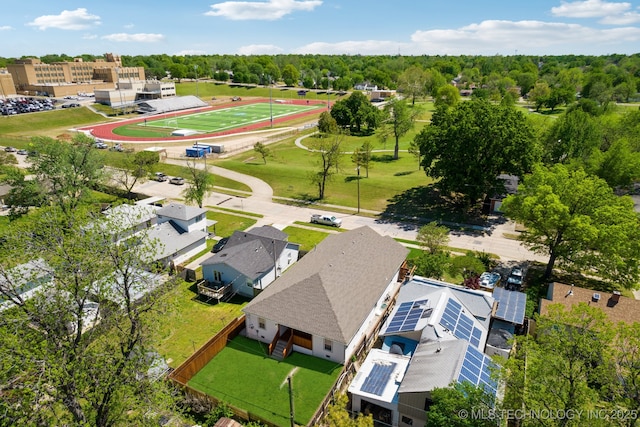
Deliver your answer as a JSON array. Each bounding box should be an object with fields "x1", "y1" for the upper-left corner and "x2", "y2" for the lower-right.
[
  {"x1": 349, "y1": 276, "x2": 505, "y2": 426},
  {"x1": 200, "y1": 226, "x2": 300, "y2": 299},
  {"x1": 0, "y1": 258, "x2": 52, "y2": 312},
  {"x1": 156, "y1": 203, "x2": 207, "y2": 234},
  {"x1": 485, "y1": 174, "x2": 519, "y2": 213},
  {"x1": 101, "y1": 203, "x2": 159, "y2": 242},
  {"x1": 242, "y1": 226, "x2": 409, "y2": 364},
  {"x1": 540, "y1": 282, "x2": 640, "y2": 325},
  {"x1": 355, "y1": 82, "x2": 378, "y2": 91}
]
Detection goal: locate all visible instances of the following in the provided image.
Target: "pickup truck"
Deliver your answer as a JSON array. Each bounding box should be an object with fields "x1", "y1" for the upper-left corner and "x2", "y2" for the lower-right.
[{"x1": 310, "y1": 214, "x2": 342, "y2": 227}]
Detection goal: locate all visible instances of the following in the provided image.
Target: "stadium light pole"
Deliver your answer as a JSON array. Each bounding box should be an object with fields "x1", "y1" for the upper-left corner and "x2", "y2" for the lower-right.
[
  {"x1": 327, "y1": 71, "x2": 330, "y2": 110},
  {"x1": 194, "y1": 65, "x2": 199, "y2": 98},
  {"x1": 269, "y1": 75, "x2": 273, "y2": 128}
]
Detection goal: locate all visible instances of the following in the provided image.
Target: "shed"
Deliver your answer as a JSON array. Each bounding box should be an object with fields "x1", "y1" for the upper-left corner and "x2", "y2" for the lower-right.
[{"x1": 185, "y1": 147, "x2": 206, "y2": 158}]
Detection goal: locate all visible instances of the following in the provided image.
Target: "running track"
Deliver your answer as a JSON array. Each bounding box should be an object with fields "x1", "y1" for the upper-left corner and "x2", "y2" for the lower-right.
[{"x1": 78, "y1": 98, "x2": 329, "y2": 143}]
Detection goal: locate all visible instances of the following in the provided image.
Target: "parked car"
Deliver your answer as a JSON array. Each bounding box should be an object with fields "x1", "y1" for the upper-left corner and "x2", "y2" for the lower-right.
[
  {"x1": 212, "y1": 237, "x2": 229, "y2": 253},
  {"x1": 506, "y1": 267, "x2": 524, "y2": 290},
  {"x1": 169, "y1": 177, "x2": 185, "y2": 185},
  {"x1": 310, "y1": 214, "x2": 342, "y2": 227},
  {"x1": 16, "y1": 149, "x2": 28, "y2": 155},
  {"x1": 154, "y1": 172, "x2": 168, "y2": 182},
  {"x1": 231, "y1": 96, "x2": 242, "y2": 101},
  {"x1": 61, "y1": 103, "x2": 80, "y2": 108},
  {"x1": 479, "y1": 271, "x2": 501, "y2": 290},
  {"x1": 94, "y1": 142, "x2": 108, "y2": 149},
  {"x1": 4, "y1": 146, "x2": 16, "y2": 152}
]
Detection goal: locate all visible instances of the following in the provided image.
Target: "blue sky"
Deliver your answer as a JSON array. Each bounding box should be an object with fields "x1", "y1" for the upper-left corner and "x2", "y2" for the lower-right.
[{"x1": 3, "y1": 0, "x2": 640, "y2": 58}]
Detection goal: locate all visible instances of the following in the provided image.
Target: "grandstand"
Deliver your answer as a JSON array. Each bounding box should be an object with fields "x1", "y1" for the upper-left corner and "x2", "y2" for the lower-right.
[{"x1": 136, "y1": 95, "x2": 207, "y2": 115}]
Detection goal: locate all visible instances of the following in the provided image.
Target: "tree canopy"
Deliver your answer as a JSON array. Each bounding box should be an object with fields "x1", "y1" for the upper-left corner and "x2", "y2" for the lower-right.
[
  {"x1": 501, "y1": 164, "x2": 640, "y2": 285},
  {"x1": 415, "y1": 99, "x2": 538, "y2": 206}
]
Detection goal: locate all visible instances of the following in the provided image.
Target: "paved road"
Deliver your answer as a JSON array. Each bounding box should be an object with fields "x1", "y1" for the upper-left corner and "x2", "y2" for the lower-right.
[{"x1": 135, "y1": 154, "x2": 547, "y2": 264}]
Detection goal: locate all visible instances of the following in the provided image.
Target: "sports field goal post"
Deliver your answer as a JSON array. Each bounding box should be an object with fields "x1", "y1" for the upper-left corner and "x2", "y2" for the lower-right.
[{"x1": 165, "y1": 118, "x2": 178, "y2": 128}]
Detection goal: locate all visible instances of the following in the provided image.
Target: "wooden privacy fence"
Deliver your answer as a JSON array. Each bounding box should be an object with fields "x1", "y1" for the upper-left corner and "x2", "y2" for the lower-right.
[{"x1": 169, "y1": 314, "x2": 245, "y2": 385}]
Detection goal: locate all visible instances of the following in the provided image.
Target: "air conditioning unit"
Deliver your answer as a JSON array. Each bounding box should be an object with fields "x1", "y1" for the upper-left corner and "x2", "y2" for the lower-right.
[{"x1": 592, "y1": 293, "x2": 601, "y2": 302}]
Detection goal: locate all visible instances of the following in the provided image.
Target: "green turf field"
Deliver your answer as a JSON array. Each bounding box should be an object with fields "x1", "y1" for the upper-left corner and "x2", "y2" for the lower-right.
[{"x1": 143, "y1": 101, "x2": 318, "y2": 133}]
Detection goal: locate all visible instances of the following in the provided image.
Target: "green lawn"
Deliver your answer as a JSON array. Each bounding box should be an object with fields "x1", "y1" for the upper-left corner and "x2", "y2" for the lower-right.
[
  {"x1": 282, "y1": 225, "x2": 330, "y2": 252},
  {"x1": 217, "y1": 127, "x2": 433, "y2": 212},
  {"x1": 188, "y1": 335, "x2": 342, "y2": 426},
  {"x1": 206, "y1": 210, "x2": 258, "y2": 237}
]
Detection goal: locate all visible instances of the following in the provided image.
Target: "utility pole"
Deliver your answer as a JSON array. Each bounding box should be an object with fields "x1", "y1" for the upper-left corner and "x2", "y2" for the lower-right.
[{"x1": 288, "y1": 375, "x2": 295, "y2": 427}]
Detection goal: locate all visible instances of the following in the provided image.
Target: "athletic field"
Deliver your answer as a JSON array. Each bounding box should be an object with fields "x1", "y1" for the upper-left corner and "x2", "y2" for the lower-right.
[{"x1": 143, "y1": 101, "x2": 319, "y2": 134}]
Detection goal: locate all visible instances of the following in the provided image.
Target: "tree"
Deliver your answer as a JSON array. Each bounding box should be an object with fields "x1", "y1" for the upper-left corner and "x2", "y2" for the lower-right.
[
  {"x1": 182, "y1": 159, "x2": 214, "y2": 208},
  {"x1": 0, "y1": 207, "x2": 177, "y2": 426},
  {"x1": 416, "y1": 221, "x2": 450, "y2": 255},
  {"x1": 253, "y1": 142, "x2": 270, "y2": 164},
  {"x1": 427, "y1": 382, "x2": 497, "y2": 427},
  {"x1": 113, "y1": 150, "x2": 159, "y2": 197},
  {"x1": 281, "y1": 63, "x2": 300, "y2": 87},
  {"x1": 408, "y1": 139, "x2": 422, "y2": 170},
  {"x1": 501, "y1": 303, "x2": 615, "y2": 426},
  {"x1": 528, "y1": 80, "x2": 551, "y2": 112},
  {"x1": 433, "y1": 85, "x2": 460, "y2": 108},
  {"x1": 324, "y1": 394, "x2": 373, "y2": 427},
  {"x1": 542, "y1": 108, "x2": 602, "y2": 164},
  {"x1": 398, "y1": 65, "x2": 427, "y2": 105},
  {"x1": 20, "y1": 134, "x2": 105, "y2": 218},
  {"x1": 317, "y1": 111, "x2": 339, "y2": 135},
  {"x1": 448, "y1": 254, "x2": 486, "y2": 279},
  {"x1": 415, "y1": 100, "x2": 538, "y2": 207},
  {"x1": 332, "y1": 91, "x2": 378, "y2": 134},
  {"x1": 310, "y1": 134, "x2": 342, "y2": 200},
  {"x1": 378, "y1": 98, "x2": 416, "y2": 160},
  {"x1": 351, "y1": 141, "x2": 373, "y2": 178},
  {"x1": 501, "y1": 164, "x2": 640, "y2": 285}
]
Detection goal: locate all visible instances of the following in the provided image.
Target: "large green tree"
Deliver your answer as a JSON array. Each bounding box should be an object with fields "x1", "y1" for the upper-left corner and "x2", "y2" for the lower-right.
[
  {"x1": 182, "y1": 159, "x2": 215, "y2": 208},
  {"x1": 415, "y1": 99, "x2": 538, "y2": 207},
  {"x1": 397, "y1": 65, "x2": 427, "y2": 105},
  {"x1": 378, "y1": 98, "x2": 416, "y2": 160},
  {"x1": 501, "y1": 164, "x2": 640, "y2": 285},
  {"x1": 310, "y1": 134, "x2": 343, "y2": 200},
  {"x1": 0, "y1": 207, "x2": 177, "y2": 426}
]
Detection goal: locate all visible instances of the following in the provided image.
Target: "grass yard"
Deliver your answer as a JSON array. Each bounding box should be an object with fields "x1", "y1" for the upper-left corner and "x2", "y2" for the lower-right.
[
  {"x1": 151, "y1": 280, "x2": 249, "y2": 367},
  {"x1": 112, "y1": 102, "x2": 322, "y2": 138},
  {"x1": 188, "y1": 335, "x2": 342, "y2": 426},
  {"x1": 282, "y1": 225, "x2": 330, "y2": 252},
  {"x1": 206, "y1": 210, "x2": 258, "y2": 238}
]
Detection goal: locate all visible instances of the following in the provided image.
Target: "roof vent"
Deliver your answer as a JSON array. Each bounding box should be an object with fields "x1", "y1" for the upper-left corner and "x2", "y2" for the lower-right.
[
  {"x1": 592, "y1": 293, "x2": 601, "y2": 302},
  {"x1": 610, "y1": 291, "x2": 621, "y2": 305}
]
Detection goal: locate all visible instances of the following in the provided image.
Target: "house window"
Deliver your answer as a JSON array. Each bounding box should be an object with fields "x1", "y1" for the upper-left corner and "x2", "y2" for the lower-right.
[
  {"x1": 258, "y1": 318, "x2": 265, "y2": 329},
  {"x1": 324, "y1": 339, "x2": 332, "y2": 352},
  {"x1": 213, "y1": 271, "x2": 222, "y2": 282},
  {"x1": 401, "y1": 416, "x2": 413, "y2": 426}
]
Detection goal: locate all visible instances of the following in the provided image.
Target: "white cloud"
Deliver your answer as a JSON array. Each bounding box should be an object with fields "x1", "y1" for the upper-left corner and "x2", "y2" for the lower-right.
[
  {"x1": 174, "y1": 49, "x2": 208, "y2": 55},
  {"x1": 101, "y1": 33, "x2": 165, "y2": 43},
  {"x1": 551, "y1": 0, "x2": 631, "y2": 18},
  {"x1": 293, "y1": 40, "x2": 406, "y2": 55},
  {"x1": 237, "y1": 44, "x2": 284, "y2": 54},
  {"x1": 0, "y1": 26, "x2": 13, "y2": 31},
  {"x1": 205, "y1": 0, "x2": 322, "y2": 20},
  {"x1": 599, "y1": 11, "x2": 640, "y2": 24},
  {"x1": 410, "y1": 19, "x2": 640, "y2": 54},
  {"x1": 27, "y1": 8, "x2": 101, "y2": 31}
]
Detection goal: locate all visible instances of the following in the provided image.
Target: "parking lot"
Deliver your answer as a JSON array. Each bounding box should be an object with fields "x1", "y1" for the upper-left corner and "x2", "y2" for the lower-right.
[{"x1": 1, "y1": 97, "x2": 56, "y2": 115}]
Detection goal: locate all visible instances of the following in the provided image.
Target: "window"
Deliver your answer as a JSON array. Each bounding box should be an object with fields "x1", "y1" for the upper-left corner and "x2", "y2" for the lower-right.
[
  {"x1": 213, "y1": 271, "x2": 222, "y2": 282},
  {"x1": 258, "y1": 318, "x2": 265, "y2": 329},
  {"x1": 401, "y1": 416, "x2": 413, "y2": 426},
  {"x1": 324, "y1": 339, "x2": 332, "y2": 352}
]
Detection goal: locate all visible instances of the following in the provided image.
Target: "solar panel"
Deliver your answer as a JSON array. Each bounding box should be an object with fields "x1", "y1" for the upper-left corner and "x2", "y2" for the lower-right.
[
  {"x1": 440, "y1": 298, "x2": 484, "y2": 349},
  {"x1": 385, "y1": 299, "x2": 429, "y2": 333},
  {"x1": 457, "y1": 345, "x2": 498, "y2": 395},
  {"x1": 361, "y1": 361, "x2": 397, "y2": 396},
  {"x1": 493, "y1": 287, "x2": 527, "y2": 325}
]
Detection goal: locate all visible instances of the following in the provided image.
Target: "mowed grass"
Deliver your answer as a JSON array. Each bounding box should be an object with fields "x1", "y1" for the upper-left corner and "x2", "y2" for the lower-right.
[
  {"x1": 112, "y1": 102, "x2": 321, "y2": 137},
  {"x1": 188, "y1": 335, "x2": 342, "y2": 426},
  {"x1": 217, "y1": 125, "x2": 433, "y2": 212}
]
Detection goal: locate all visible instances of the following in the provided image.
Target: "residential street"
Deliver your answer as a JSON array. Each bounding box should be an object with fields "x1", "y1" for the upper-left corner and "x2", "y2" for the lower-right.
[{"x1": 134, "y1": 154, "x2": 547, "y2": 264}]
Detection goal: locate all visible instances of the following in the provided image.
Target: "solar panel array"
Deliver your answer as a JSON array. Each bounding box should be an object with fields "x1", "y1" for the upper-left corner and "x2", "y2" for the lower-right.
[
  {"x1": 361, "y1": 361, "x2": 397, "y2": 396},
  {"x1": 493, "y1": 287, "x2": 527, "y2": 325},
  {"x1": 386, "y1": 299, "x2": 429, "y2": 333},
  {"x1": 457, "y1": 344, "x2": 498, "y2": 395},
  {"x1": 440, "y1": 298, "x2": 483, "y2": 348}
]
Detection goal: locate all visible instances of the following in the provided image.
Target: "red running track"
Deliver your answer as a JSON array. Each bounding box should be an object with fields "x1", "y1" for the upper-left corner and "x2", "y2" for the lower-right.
[{"x1": 79, "y1": 98, "x2": 329, "y2": 143}]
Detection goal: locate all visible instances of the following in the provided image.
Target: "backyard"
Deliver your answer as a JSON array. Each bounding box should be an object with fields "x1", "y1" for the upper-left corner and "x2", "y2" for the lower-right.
[{"x1": 188, "y1": 335, "x2": 342, "y2": 426}]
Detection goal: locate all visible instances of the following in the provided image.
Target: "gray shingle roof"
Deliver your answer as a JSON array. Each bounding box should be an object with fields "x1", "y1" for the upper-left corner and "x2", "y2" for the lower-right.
[
  {"x1": 398, "y1": 339, "x2": 467, "y2": 393},
  {"x1": 156, "y1": 203, "x2": 207, "y2": 221},
  {"x1": 243, "y1": 226, "x2": 409, "y2": 344},
  {"x1": 201, "y1": 226, "x2": 291, "y2": 280},
  {"x1": 147, "y1": 221, "x2": 207, "y2": 260}
]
